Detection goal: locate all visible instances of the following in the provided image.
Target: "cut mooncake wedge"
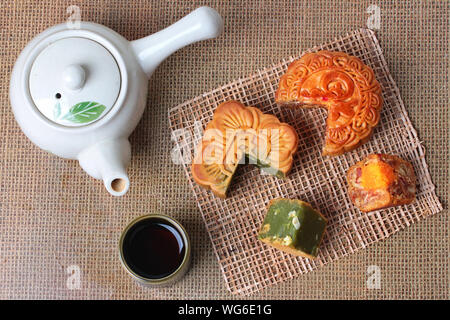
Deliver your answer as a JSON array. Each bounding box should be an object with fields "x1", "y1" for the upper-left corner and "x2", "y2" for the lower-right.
[
  {"x1": 347, "y1": 154, "x2": 416, "y2": 212},
  {"x1": 275, "y1": 51, "x2": 382, "y2": 156},
  {"x1": 192, "y1": 101, "x2": 298, "y2": 198},
  {"x1": 258, "y1": 198, "x2": 327, "y2": 259}
]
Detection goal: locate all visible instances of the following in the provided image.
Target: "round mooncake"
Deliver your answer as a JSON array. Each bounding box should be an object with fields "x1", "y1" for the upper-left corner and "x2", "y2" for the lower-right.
[{"x1": 275, "y1": 51, "x2": 382, "y2": 156}]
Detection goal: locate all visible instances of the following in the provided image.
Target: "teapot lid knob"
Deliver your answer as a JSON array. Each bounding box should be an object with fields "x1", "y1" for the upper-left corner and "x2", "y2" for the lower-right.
[
  {"x1": 28, "y1": 37, "x2": 121, "y2": 127},
  {"x1": 63, "y1": 64, "x2": 86, "y2": 90}
]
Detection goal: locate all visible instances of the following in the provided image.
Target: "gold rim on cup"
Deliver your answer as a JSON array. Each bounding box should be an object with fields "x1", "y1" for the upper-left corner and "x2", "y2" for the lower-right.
[{"x1": 118, "y1": 214, "x2": 191, "y2": 287}]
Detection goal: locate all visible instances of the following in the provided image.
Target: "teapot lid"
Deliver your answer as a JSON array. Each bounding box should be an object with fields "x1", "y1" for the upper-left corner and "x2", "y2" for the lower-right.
[{"x1": 29, "y1": 37, "x2": 121, "y2": 127}]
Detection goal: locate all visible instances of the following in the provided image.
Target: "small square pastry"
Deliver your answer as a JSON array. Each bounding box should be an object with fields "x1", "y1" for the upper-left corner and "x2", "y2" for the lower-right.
[
  {"x1": 258, "y1": 198, "x2": 327, "y2": 259},
  {"x1": 347, "y1": 154, "x2": 416, "y2": 212}
]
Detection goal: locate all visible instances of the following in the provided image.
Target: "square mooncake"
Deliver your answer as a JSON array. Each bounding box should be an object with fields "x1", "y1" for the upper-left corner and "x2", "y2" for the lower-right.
[{"x1": 258, "y1": 198, "x2": 327, "y2": 259}]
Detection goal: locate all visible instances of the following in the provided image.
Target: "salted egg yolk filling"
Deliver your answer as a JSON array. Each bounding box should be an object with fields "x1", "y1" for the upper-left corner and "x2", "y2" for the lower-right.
[{"x1": 361, "y1": 162, "x2": 395, "y2": 190}]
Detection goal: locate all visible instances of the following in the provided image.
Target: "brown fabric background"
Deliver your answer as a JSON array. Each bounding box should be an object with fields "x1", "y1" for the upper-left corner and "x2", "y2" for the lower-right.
[{"x1": 0, "y1": 0, "x2": 448, "y2": 299}]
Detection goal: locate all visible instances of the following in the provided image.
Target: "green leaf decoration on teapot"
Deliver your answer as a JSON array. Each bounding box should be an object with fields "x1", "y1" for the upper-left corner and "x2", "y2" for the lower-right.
[{"x1": 54, "y1": 101, "x2": 106, "y2": 124}]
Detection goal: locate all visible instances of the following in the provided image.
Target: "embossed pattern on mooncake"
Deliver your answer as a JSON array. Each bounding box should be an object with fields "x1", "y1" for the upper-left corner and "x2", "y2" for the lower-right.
[
  {"x1": 191, "y1": 101, "x2": 298, "y2": 198},
  {"x1": 276, "y1": 51, "x2": 382, "y2": 156}
]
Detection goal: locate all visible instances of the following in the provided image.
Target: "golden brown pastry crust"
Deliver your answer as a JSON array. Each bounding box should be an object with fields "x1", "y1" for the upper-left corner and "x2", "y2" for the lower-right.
[
  {"x1": 275, "y1": 51, "x2": 382, "y2": 156},
  {"x1": 191, "y1": 101, "x2": 298, "y2": 198},
  {"x1": 347, "y1": 154, "x2": 416, "y2": 212}
]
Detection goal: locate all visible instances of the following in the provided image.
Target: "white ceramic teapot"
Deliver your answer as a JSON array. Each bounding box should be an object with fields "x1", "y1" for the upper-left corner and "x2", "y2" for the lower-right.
[{"x1": 10, "y1": 7, "x2": 223, "y2": 196}]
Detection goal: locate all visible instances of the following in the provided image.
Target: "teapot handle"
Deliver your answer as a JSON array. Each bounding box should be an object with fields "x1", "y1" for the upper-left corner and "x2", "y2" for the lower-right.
[{"x1": 131, "y1": 6, "x2": 223, "y2": 77}]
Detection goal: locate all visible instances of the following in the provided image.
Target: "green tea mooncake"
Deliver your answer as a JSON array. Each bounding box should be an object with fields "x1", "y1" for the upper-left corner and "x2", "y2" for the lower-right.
[{"x1": 258, "y1": 198, "x2": 327, "y2": 259}]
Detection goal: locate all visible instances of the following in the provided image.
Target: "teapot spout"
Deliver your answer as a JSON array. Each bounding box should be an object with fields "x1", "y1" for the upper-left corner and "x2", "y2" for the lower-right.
[
  {"x1": 131, "y1": 6, "x2": 223, "y2": 77},
  {"x1": 78, "y1": 138, "x2": 131, "y2": 196}
]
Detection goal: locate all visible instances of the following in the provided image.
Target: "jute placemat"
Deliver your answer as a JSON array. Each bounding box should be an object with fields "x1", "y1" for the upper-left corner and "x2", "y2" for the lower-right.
[
  {"x1": 0, "y1": 0, "x2": 447, "y2": 299},
  {"x1": 168, "y1": 28, "x2": 442, "y2": 295}
]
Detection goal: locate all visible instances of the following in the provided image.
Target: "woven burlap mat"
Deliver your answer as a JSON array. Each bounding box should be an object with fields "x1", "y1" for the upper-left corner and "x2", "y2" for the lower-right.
[{"x1": 0, "y1": 1, "x2": 447, "y2": 299}]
